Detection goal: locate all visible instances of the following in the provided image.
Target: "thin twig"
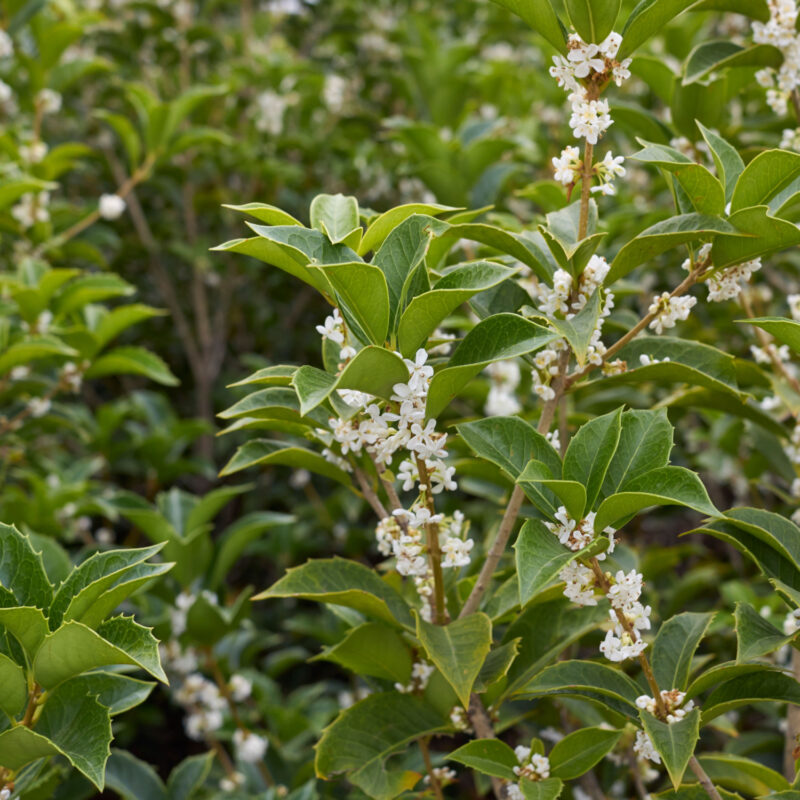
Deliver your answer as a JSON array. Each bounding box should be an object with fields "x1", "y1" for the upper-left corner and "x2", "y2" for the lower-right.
[{"x1": 420, "y1": 738, "x2": 444, "y2": 800}]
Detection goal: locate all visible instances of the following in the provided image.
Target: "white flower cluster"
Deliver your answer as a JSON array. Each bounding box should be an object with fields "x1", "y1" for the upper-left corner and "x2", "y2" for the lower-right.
[
  {"x1": 634, "y1": 690, "x2": 695, "y2": 765},
  {"x1": 647, "y1": 292, "x2": 697, "y2": 334},
  {"x1": 548, "y1": 32, "x2": 630, "y2": 146},
  {"x1": 449, "y1": 705, "x2": 472, "y2": 732},
  {"x1": 99, "y1": 193, "x2": 127, "y2": 220},
  {"x1": 233, "y1": 729, "x2": 268, "y2": 763},
  {"x1": 784, "y1": 608, "x2": 800, "y2": 635},
  {"x1": 546, "y1": 505, "x2": 616, "y2": 554},
  {"x1": 12, "y1": 192, "x2": 50, "y2": 229},
  {"x1": 424, "y1": 767, "x2": 457, "y2": 785},
  {"x1": 591, "y1": 151, "x2": 626, "y2": 196},
  {"x1": 484, "y1": 359, "x2": 521, "y2": 416},
  {"x1": 316, "y1": 308, "x2": 357, "y2": 362},
  {"x1": 514, "y1": 747, "x2": 550, "y2": 780},
  {"x1": 528, "y1": 255, "x2": 615, "y2": 396},
  {"x1": 786, "y1": 422, "x2": 800, "y2": 464},
  {"x1": 28, "y1": 396, "x2": 51, "y2": 418},
  {"x1": 751, "y1": 342, "x2": 790, "y2": 364},
  {"x1": 254, "y1": 90, "x2": 290, "y2": 135},
  {"x1": 638, "y1": 354, "x2": 670, "y2": 366},
  {"x1": 176, "y1": 673, "x2": 227, "y2": 740},
  {"x1": 701, "y1": 258, "x2": 761, "y2": 303},
  {"x1": 0, "y1": 30, "x2": 13, "y2": 59},
  {"x1": 395, "y1": 660, "x2": 434, "y2": 694},
  {"x1": 782, "y1": 127, "x2": 800, "y2": 150},
  {"x1": 753, "y1": 0, "x2": 800, "y2": 115},
  {"x1": 599, "y1": 568, "x2": 652, "y2": 662}
]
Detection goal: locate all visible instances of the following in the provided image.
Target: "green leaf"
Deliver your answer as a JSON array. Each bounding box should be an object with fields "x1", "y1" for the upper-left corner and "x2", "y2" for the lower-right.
[
  {"x1": 608, "y1": 213, "x2": 740, "y2": 283},
  {"x1": 607, "y1": 336, "x2": 740, "y2": 397},
  {"x1": 735, "y1": 601, "x2": 794, "y2": 662},
  {"x1": 640, "y1": 709, "x2": 701, "y2": 789},
  {"x1": 731, "y1": 150, "x2": 800, "y2": 213},
  {"x1": 563, "y1": 408, "x2": 622, "y2": 511},
  {"x1": 358, "y1": 203, "x2": 459, "y2": 256},
  {"x1": 221, "y1": 202, "x2": 302, "y2": 226},
  {"x1": 0, "y1": 523, "x2": 53, "y2": 609},
  {"x1": 218, "y1": 386, "x2": 327, "y2": 427},
  {"x1": 426, "y1": 314, "x2": 557, "y2": 418},
  {"x1": 167, "y1": 752, "x2": 215, "y2": 800},
  {"x1": 315, "y1": 692, "x2": 448, "y2": 800},
  {"x1": 474, "y1": 639, "x2": 521, "y2": 691},
  {"x1": 0, "y1": 606, "x2": 50, "y2": 658},
  {"x1": 713, "y1": 206, "x2": 800, "y2": 269},
  {"x1": 602, "y1": 409, "x2": 673, "y2": 496},
  {"x1": 652, "y1": 612, "x2": 715, "y2": 691},
  {"x1": 702, "y1": 671, "x2": 800, "y2": 723},
  {"x1": 620, "y1": 0, "x2": 698, "y2": 59},
  {"x1": 519, "y1": 472, "x2": 586, "y2": 521},
  {"x1": 684, "y1": 41, "x2": 782, "y2": 85},
  {"x1": 372, "y1": 215, "x2": 436, "y2": 330},
  {"x1": 593, "y1": 466, "x2": 718, "y2": 532},
  {"x1": 458, "y1": 416, "x2": 562, "y2": 482},
  {"x1": 0, "y1": 726, "x2": 61, "y2": 773},
  {"x1": 565, "y1": 0, "x2": 621, "y2": 41},
  {"x1": 518, "y1": 659, "x2": 642, "y2": 718},
  {"x1": 547, "y1": 290, "x2": 602, "y2": 367},
  {"x1": 490, "y1": 0, "x2": 566, "y2": 51},
  {"x1": 0, "y1": 335, "x2": 77, "y2": 374},
  {"x1": 549, "y1": 726, "x2": 623, "y2": 780},
  {"x1": 219, "y1": 439, "x2": 350, "y2": 484},
  {"x1": 697, "y1": 123, "x2": 745, "y2": 206},
  {"x1": 397, "y1": 261, "x2": 519, "y2": 357},
  {"x1": 55, "y1": 274, "x2": 134, "y2": 316},
  {"x1": 695, "y1": 754, "x2": 790, "y2": 797},
  {"x1": 310, "y1": 194, "x2": 360, "y2": 244},
  {"x1": 33, "y1": 618, "x2": 165, "y2": 690},
  {"x1": 255, "y1": 558, "x2": 413, "y2": 628},
  {"x1": 313, "y1": 622, "x2": 412, "y2": 684},
  {"x1": 36, "y1": 679, "x2": 112, "y2": 789},
  {"x1": 85, "y1": 346, "x2": 179, "y2": 386},
  {"x1": 104, "y1": 750, "x2": 166, "y2": 800},
  {"x1": 447, "y1": 739, "x2": 518, "y2": 780},
  {"x1": 515, "y1": 520, "x2": 589, "y2": 607},
  {"x1": 92, "y1": 305, "x2": 166, "y2": 352},
  {"x1": 0, "y1": 652, "x2": 27, "y2": 718},
  {"x1": 49, "y1": 543, "x2": 165, "y2": 629},
  {"x1": 685, "y1": 661, "x2": 777, "y2": 699},
  {"x1": 67, "y1": 672, "x2": 155, "y2": 716},
  {"x1": 415, "y1": 612, "x2": 492, "y2": 707},
  {"x1": 520, "y1": 777, "x2": 564, "y2": 800},
  {"x1": 316, "y1": 263, "x2": 390, "y2": 345},
  {"x1": 292, "y1": 346, "x2": 408, "y2": 415},
  {"x1": 745, "y1": 317, "x2": 800, "y2": 355}
]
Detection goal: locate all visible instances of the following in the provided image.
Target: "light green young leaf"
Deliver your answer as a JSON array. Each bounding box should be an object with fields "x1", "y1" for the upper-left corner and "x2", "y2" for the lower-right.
[
  {"x1": 0, "y1": 652, "x2": 27, "y2": 718},
  {"x1": 563, "y1": 408, "x2": 622, "y2": 511},
  {"x1": 547, "y1": 290, "x2": 602, "y2": 367},
  {"x1": 313, "y1": 622, "x2": 412, "y2": 684},
  {"x1": 358, "y1": 203, "x2": 459, "y2": 256},
  {"x1": 515, "y1": 460, "x2": 561, "y2": 518},
  {"x1": 0, "y1": 606, "x2": 50, "y2": 658},
  {"x1": 92, "y1": 305, "x2": 166, "y2": 352},
  {"x1": 316, "y1": 262, "x2": 390, "y2": 345},
  {"x1": 565, "y1": 0, "x2": 621, "y2": 42},
  {"x1": 219, "y1": 439, "x2": 350, "y2": 484},
  {"x1": 735, "y1": 601, "x2": 796, "y2": 662},
  {"x1": 698, "y1": 122, "x2": 745, "y2": 205},
  {"x1": 85, "y1": 346, "x2": 179, "y2": 386},
  {"x1": 640, "y1": 709, "x2": 700, "y2": 789},
  {"x1": 310, "y1": 193, "x2": 360, "y2": 244},
  {"x1": 593, "y1": 466, "x2": 718, "y2": 532},
  {"x1": 745, "y1": 317, "x2": 800, "y2": 355},
  {"x1": 315, "y1": 692, "x2": 449, "y2": 799},
  {"x1": 731, "y1": 150, "x2": 800, "y2": 213},
  {"x1": 426, "y1": 314, "x2": 557, "y2": 418},
  {"x1": 292, "y1": 347, "x2": 408, "y2": 415},
  {"x1": 415, "y1": 611, "x2": 492, "y2": 707},
  {"x1": 0, "y1": 335, "x2": 77, "y2": 375},
  {"x1": 651, "y1": 612, "x2": 715, "y2": 691},
  {"x1": 221, "y1": 202, "x2": 303, "y2": 226},
  {"x1": 549, "y1": 726, "x2": 623, "y2": 780},
  {"x1": 447, "y1": 739, "x2": 518, "y2": 780},
  {"x1": 255, "y1": 558, "x2": 413, "y2": 628}
]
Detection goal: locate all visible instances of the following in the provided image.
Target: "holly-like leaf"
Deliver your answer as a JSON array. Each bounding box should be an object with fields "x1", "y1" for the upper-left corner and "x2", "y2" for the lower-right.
[
  {"x1": 255, "y1": 558, "x2": 413, "y2": 628},
  {"x1": 415, "y1": 611, "x2": 492, "y2": 707},
  {"x1": 0, "y1": 606, "x2": 50, "y2": 658},
  {"x1": 640, "y1": 708, "x2": 701, "y2": 789},
  {"x1": 67, "y1": 672, "x2": 156, "y2": 716},
  {"x1": 0, "y1": 523, "x2": 53, "y2": 610}
]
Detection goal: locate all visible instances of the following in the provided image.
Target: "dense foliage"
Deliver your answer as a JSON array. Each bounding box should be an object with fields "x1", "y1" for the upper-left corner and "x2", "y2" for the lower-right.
[{"x1": 7, "y1": 0, "x2": 800, "y2": 799}]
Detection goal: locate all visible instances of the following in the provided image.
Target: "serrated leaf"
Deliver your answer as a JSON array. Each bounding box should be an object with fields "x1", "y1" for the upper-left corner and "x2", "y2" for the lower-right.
[
  {"x1": 415, "y1": 611, "x2": 492, "y2": 707},
  {"x1": 255, "y1": 558, "x2": 413, "y2": 628},
  {"x1": 640, "y1": 708, "x2": 700, "y2": 788},
  {"x1": 0, "y1": 523, "x2": 53, "y2": 609},
  {"x1": 0, "y1": 606, "x2": 49, "y2": 658},
  {"x1": 67, "y1": 672, "x2": 155, "y2": 716}
]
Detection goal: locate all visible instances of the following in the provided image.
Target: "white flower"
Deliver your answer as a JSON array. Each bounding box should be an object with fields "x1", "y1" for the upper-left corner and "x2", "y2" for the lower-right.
[
  {"x1": 552, "y1": 144, "x2": 581, "y2": 185},
  {"x1": 395, "y1": 660, "x2": 434, "y2": 693},
  {"x1": 12, "y1": 192, "x2": 50, "y2": 228},
  {"x1": 634, "y1": 730, "x2": 661, "y2": 764},
  {"x1": 254, "y1": 90, "x2": 289, "y2": 135},
  {"x1": 19, "y1": 141, "x2": 47, "y2": 163},
  {"x1": 28, "y1": 397, "x2": 51, "y2": 418},
  {"x1": 560, "y1": 561, "x2": 597, "y2": 606},
  {"x1": 441, "y1": 535, "x2": 473, "y2": 568},
  {"x1": 36, "y1": 88, "x2": 62, "y2": 114},
  {"x1": 647, "y1": 292, "x2": 697, "y2": 334},
  {"x1": 569, "y1": 97, "x2": 613, "y2": 144},
  {"x1": 0, "y1": 30, "x2": 13, "y2": 58},
  {"x1": 229, "y1": 674, "x2": 252, "y2": 702},
  {"x1": 233, "y1": 729, "x2": 268, "y2": 762},
  {"x1": 99, "y1": 193, "x2": 127, "y2": 220}
]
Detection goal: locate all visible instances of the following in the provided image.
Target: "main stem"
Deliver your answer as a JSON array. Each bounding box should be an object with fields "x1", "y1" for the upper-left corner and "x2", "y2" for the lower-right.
[{"x1": 417, "y1": 457, "x2": 448, "y2": 624}]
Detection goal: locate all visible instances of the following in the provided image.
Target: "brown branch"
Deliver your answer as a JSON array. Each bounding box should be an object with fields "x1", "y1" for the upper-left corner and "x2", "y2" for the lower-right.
[
  {"x1": 417, "y1": 457, "x2": 448, "y2": 625},
  {"x1": 420, "y1": 737, "x2": 445, "y2": 800}
]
